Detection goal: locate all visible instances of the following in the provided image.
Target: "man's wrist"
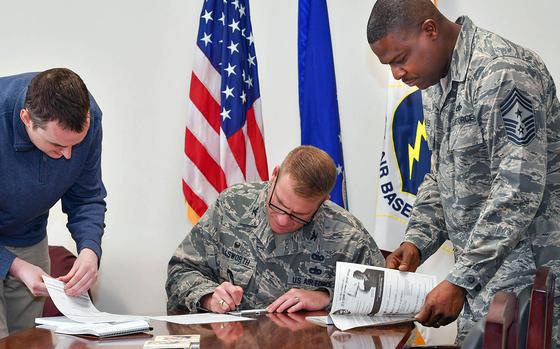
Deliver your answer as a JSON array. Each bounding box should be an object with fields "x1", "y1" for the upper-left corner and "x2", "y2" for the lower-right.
[{"x1": 8, "y1": 257, "x2": 24, "y2": 278}]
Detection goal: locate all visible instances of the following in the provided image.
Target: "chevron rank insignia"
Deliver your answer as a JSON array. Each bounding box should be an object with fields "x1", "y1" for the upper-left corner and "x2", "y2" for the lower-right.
[{"x1": 500, "y1": 88, "x2": 536, "y2": 146}]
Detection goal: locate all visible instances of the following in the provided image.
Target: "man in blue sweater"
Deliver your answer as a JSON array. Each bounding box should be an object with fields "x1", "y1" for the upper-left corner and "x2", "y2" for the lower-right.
[{"x1": 0, "y1": 68, "x2": 106, "y2": 337}]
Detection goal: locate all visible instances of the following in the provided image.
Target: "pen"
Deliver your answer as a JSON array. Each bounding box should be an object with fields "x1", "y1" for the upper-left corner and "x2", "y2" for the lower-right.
[{"x1": 226, "y1": 269, "x2": 240, "y2": 312}]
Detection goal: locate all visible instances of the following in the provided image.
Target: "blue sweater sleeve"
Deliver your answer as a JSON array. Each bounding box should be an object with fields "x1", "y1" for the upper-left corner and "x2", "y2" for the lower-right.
[
  {"x1": 61, "y1": 102, "x2": 107, "y2": 261},
  {"x1": 0, "y1": 247, "x2": 17, "y2": 279}
]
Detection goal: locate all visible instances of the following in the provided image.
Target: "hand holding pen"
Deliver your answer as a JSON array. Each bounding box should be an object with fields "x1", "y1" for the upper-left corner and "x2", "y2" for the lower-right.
[{"x1": 200, "y1": 268, "x2": 244, "y2": 313}]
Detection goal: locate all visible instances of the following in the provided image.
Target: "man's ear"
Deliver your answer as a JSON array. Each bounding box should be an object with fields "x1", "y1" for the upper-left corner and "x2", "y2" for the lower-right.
[
  {"x1": 20, "y1": 109, "x2": 32, "y2": 128},
  {"x1": 271, "y1": 165, "x2": 280, "y2": 178},
  {"x1": 420, "y1": 19, "x2": 438, "y2": 40}
]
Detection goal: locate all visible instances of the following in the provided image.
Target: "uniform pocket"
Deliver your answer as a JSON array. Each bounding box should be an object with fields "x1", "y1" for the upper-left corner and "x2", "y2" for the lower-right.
[{"x1": 449, "y1": 123, "x2": 484, "y2": 150}]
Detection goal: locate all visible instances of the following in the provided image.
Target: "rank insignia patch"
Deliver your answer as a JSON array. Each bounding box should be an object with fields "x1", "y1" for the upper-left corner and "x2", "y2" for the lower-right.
[{"x1": 500, "y1": 88, "x2": 536, "y2": 146}]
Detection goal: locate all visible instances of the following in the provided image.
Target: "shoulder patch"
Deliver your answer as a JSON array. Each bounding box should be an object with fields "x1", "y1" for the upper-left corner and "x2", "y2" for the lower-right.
[{"x1": 500, "y1": 88, "x2": 536, "y2": 146}]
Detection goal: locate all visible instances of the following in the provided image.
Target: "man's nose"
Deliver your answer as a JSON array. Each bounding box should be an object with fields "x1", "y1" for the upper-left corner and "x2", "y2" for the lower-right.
[
  {"x1": 276, "y1": 213, "x2": 291, "y2": 226},
  {"x1": 391, "y1": 65, "x2": 406, "y2": 80},
  {"x1": 61, "y1": 146, "x2": 72, "y2": 159}
]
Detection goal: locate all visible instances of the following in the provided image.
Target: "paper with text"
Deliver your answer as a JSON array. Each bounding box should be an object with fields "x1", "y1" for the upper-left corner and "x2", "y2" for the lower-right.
[
  {"x1": 150, "y1": 313, "x2": 254, "y2": 325},
  {"x1": 42, "y1": 276, "x2": 146, "y2": 323},
  {"x1": 308, "y1": 262, "x2": 436, "y2": 331}
]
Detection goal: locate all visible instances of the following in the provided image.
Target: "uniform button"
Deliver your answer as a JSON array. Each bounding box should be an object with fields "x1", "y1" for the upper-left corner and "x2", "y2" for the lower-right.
[
  {"x1": 466, "y1": 276, "x2": 475, "y2": 283},
  {"x1": 475, "y1": 285, "x2": 482, "y2": 292}
]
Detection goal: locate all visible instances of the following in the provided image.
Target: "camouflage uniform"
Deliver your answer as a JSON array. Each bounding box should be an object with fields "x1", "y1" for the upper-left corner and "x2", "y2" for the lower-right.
[
  {"x1": 403, "y1": 17, "x2": 560, "y2": 343},
  {"x1": 166, "y1": 182, "x2": 384, "y2": 313}
]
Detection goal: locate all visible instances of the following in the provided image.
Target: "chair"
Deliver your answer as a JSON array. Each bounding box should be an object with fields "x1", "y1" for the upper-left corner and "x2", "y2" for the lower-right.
[
  {"x1": 482, "y1": 291, "x2": 518, "y2": 349},
  {"x1": 515, "y1": 285, "x2": 532, "y2": 349},
  {"x1": 526, "y1": 267, "x2": 556, "y2": 349},
  {"x1": 42, "y1": 246, "x2": 79, "y2": 317}
]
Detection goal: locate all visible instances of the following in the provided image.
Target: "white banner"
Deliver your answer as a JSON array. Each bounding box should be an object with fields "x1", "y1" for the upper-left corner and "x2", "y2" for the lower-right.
[
  {"x1": 373, "y1": 73, "x2": 457, "y2": 343},
  {"x1": 374, "y1": 74, "x2": 429, "y2": 251}
]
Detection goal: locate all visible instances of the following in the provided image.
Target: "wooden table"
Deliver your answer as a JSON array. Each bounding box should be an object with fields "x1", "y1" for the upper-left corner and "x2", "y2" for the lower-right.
[{"x1": 0, "y1": 312, "x2": 415, "y2": 349}]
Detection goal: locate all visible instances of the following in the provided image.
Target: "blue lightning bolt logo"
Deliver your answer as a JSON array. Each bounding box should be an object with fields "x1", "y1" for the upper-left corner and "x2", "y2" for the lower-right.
[{"x1": 407, "y1": 120, "x2": 428, "y2": 180}]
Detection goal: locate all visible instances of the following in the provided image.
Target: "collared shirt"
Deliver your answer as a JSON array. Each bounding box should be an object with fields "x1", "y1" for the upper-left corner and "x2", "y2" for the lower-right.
[
  {"x1": 404, "y1": 16, "x2": 560, "y2": 339},
  {"x1": 166, "y1": 182, "x2": 384, "y2": 313},
  {"x1": 0, "y1": 72, "x2": 106, "y2": 278}
]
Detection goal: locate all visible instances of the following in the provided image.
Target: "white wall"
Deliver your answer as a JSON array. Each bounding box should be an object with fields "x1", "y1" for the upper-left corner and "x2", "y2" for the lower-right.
[{"x1": 1, "y1": 0, "x2": 558, "y2": 327}]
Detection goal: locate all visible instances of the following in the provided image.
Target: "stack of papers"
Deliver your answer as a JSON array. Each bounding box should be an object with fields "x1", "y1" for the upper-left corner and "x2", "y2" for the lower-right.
[
  {"x1": 36, "y1": 277, "x2": 151, "y2": 338},
  {"x1": 36, "y1": 316, "x2": 151, "y2": 339}
]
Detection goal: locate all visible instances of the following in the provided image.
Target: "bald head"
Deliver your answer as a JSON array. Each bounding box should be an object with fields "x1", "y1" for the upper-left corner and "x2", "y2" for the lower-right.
[{"x1": 367, "y1": 0, "x2": 443, "y2": 44}]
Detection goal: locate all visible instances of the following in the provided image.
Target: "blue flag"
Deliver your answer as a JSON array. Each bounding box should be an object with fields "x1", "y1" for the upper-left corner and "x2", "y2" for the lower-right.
[{"x1": 298, "y1": 0, "x2": 347, "y2": 208}]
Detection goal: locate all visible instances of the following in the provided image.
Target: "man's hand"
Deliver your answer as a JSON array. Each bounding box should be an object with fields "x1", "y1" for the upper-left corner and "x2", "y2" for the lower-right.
[
  {"x1": 385, "y1": 242, "x2": 421, "y2": 272},
  {"x1": 266, "y1": 288, "x2": 330, "y2": 313},
  {"x1": 267, "y1": 311, "x2": 322, "y2": 331},
  {"x1": 57, "y1": 248, "x2": 98, "y2": 297},
  {"x1": 8, "y1": 257, "x2": 50, "y2": 296},
  {"x1": 210, "y1": 321, "x2": 244, "y2": 344},
  {"x1": 415, "y1": 280, "x2": 466, "y2": 327},
  {"x1": 201, "y1": 282, "x2": 243, "y2": 313}
]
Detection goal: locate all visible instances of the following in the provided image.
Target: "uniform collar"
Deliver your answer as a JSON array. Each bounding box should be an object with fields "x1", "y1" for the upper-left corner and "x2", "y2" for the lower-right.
[
  {"x1": 12, "y1": 87, "x2": 36, "y2": 152},
  {"x1": 448, "y1": 16, "x2": 477, "y2": 83},
  {"x1": 248, "y1": 182, "x2": 274, "y2": 246}
]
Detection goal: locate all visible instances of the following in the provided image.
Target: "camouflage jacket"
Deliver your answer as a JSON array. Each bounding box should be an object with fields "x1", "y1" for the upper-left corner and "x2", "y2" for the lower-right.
[
  {"x1": 166, "y1": 182, "x2": 384, "y2": 313},
  {"x1": 404, "y1": 16, "x2": 560, "y2": 328}
]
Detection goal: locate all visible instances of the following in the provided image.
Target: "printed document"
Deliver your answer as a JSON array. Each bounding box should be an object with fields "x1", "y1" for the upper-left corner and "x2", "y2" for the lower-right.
[
  {"x1": 150, "y1": 313, "x2": 254, "y2": 325},
  {"x1": 306, "y1": 262, "x2": 436, "y2": 331},
  {"x1": 42, "y1": 276, "x2": 146, "y2": 323},
  {"x1": 36, "y1": 316, "x2": 151, "y2": 338}
]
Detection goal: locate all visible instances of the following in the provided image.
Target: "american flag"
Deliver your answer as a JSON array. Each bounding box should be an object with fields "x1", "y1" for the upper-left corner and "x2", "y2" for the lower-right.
[{"x1": 183, "y1": 0, "x2": 269, "y2": 223}]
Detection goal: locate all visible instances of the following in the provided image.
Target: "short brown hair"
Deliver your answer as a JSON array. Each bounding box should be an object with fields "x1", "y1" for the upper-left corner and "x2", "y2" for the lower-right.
[
  {"x1": 280, "y1": 145, "x2": 337, "y2": 199},
  {"x1": 24, "y1": 68, "x2": 90, "y2": 132}
]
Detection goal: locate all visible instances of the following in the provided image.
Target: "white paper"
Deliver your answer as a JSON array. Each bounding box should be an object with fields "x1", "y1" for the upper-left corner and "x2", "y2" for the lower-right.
[
  {"x1": 149, "y1": 313, "x2": 254, "y2": 325},
  {"x1": 329, "y1": 314, "x2": 415, "y2": 331},
  {"x1": 316, "y1": 262, "x2": 436, "y2": 331},
  {"x1": 42, "y1": 276, "x2": 146, "y2": 323},
  {"x1": 36, "y1": 315, "x2": 150, "y2": 337}
]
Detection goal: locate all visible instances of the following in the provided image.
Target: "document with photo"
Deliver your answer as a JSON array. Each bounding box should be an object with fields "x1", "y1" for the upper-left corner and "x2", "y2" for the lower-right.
[{"x1": 306, "y1": 262, "x2": 436, "y2": 331}]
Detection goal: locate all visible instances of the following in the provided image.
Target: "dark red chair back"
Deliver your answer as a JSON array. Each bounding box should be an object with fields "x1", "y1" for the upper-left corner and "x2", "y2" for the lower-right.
[
  {"x1": 482, "y1": 291, "x2": 518, "y2": 349},
  {"x1": 526, "y1": 267, "x2": 556, "y2": 349},
  {"x1": 42, "y1": 246, "x2": 78, "y2": 317}
]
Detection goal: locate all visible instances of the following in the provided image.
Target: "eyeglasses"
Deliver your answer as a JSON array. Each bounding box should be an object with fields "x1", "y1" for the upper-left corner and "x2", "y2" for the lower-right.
[{"x1": 267, "y1": 174, "x2": 318, "y2": 225}]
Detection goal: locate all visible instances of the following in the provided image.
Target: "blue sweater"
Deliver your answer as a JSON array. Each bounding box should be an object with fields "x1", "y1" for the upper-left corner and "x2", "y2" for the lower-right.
[{"x1": 0, "y1": 72, "x2": 106, "y2": 278}]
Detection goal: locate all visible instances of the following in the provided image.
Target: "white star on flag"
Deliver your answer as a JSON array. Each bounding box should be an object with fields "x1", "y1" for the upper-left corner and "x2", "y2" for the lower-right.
[
  {"x1": 228, "y1": 19, "x2": 240, "y2": 33},
  {"x1": 220, "y1": 108, "x2": 231, "y2": 120},
  {"x1": 246, "y1": 32, "x2": 254, "y2": 46},
  {"x1": 201, "y1": 10, "x2": 213, "y2": 23},
  {"x1": 224, "y1": 63, "x2": 236, "y2": 76},
  {"x1": 336, "y1": 164, "x2": 343, "y2": 175},
  {"x1": 247, "y1": 54, "x2": 256, "y2": 67},
  {"x1": 227, "y1": 41, "x2": 239, "y2": 54},
  {"x1": 244, "y1": 76, "x2": 253, "y2": 88},
  {"x1": 222, "y1": 85, "x2": 235, "y2": 99},
  {"x1": 200, "y1": 32, "x2": 212, "y2": 46}
]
